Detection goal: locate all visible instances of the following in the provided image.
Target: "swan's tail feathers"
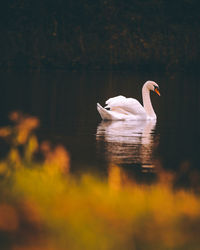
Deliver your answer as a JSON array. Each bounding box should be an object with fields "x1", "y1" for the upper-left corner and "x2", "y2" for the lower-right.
[{"x1": 97, "y1": 103, "x2": 112, "y2": 120}]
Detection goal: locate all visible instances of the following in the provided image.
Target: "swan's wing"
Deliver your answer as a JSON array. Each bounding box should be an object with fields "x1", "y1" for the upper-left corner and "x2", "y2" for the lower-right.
[
  {"x1": 105, "y1": 95, "x2": 126, "y2": 107},
  {"x1": 105, "y1": 96, "x2": 146, "y2": 116},
  {"x1": 97, "y1": 103, "x2": 127, "y2": 120}
]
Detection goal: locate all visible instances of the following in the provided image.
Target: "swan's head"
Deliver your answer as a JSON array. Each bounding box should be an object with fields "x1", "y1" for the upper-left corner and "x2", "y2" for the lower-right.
[{"x1": 145, "y1": 81, "x2": 160, "y2": 96}]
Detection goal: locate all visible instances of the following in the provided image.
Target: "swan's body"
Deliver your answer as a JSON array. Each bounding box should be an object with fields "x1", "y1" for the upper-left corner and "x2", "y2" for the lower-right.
[{"x1": 97, "y1": 81, "x2": 160, "y2": 120}]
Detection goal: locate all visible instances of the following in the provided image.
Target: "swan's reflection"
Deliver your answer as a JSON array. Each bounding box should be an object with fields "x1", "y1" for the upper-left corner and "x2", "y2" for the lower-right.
[{"x1": 96, "y1": 120, "x2": 157, "y2": 168}]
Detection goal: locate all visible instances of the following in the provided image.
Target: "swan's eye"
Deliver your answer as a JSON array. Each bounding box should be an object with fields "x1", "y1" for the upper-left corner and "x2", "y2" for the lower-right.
[{"x1": 154, "y1": 86, "x2": 158, "y2": 90}]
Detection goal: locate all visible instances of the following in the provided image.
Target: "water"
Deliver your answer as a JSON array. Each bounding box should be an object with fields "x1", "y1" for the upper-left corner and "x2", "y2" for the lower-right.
[{"x1": 0, "y1": 71, "x2": 199, "y2": 184}]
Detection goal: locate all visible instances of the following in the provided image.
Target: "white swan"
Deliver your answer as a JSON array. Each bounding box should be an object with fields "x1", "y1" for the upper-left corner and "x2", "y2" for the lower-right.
[{"x1": 97, "y1": 80, "x2": 160, "y2": 120}]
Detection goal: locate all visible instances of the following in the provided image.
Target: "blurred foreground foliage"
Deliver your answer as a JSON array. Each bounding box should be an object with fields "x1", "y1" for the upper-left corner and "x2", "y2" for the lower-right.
[
  {"x1": 0, "y1": 0, "x2": 199, "y2": 71},
  {"x1": 0, "y1": 113, "x2": 200, "y2": 249}
]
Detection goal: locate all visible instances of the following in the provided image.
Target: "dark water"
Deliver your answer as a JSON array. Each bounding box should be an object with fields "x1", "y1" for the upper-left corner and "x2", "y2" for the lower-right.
[{"x1": 0, "y1": 71, "x2": 199, "y2": 183}]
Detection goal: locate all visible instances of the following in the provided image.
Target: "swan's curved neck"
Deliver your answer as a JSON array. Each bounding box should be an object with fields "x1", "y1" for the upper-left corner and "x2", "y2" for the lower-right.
[{"x1": 142, "y1": 85, "x2": 156, "y2": 119}]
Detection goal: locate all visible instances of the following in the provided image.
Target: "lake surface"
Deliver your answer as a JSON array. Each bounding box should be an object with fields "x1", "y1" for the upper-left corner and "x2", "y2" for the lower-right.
[{"x1": 0, "y1": 71, "x2": 199, "y2": 185}]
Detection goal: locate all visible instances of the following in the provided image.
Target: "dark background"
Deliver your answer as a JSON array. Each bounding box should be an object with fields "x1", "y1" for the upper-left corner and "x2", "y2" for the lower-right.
[{"x1": 0, "y1": 0, "x2": 199, "y2": 71}]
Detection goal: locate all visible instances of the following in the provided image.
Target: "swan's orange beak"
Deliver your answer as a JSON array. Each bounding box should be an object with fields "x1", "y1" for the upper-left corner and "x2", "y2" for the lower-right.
[{"x1": 154, "y1": 88, "x2": 161, "y2": 96}]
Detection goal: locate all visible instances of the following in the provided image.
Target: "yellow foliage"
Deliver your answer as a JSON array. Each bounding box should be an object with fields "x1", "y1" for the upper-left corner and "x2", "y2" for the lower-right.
[
  {"x1": 0, "y1": 204, "x2": 19, "y2": 231},
  {"x1": 0, "y1": 127, "x2": 11, "y2": 137},
  {"x1": 41, "y1": 142, "x2": 70, "y2": 174},
  {"x1": 0, "y1": 162, "x2": 7, "y2": 175},
  {"x1": 25, "y1": 135, "x2": 39, "y2": 161},
  {"x1": 8, "y1": 148, "x2": 21, "y2": 168},
  {"x1": 16, "y1": 116, "x2": 39, "y2": 145},
  {"x1": 1, "y1": 113, "x2": 200, "y2": 249}
]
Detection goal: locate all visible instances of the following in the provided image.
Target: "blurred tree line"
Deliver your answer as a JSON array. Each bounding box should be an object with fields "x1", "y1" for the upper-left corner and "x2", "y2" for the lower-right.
[{"x1": 0, "y1": 0, "x2": 199, "y2": 71}]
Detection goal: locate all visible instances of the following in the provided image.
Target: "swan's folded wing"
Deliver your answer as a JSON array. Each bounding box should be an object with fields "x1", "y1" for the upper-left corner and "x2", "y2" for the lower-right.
[
  {"x1": 106, "y1": 96, "x2": 146, "y2": 116},
  {"x1": 105, "y1": 95, "x2": 126, "y2": 107}
]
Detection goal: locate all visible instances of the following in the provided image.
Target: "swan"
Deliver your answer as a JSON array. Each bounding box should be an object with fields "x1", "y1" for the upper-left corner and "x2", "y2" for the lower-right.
[{"x1": 97, "y1": 80, "x2": 160, "y2": 120}]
